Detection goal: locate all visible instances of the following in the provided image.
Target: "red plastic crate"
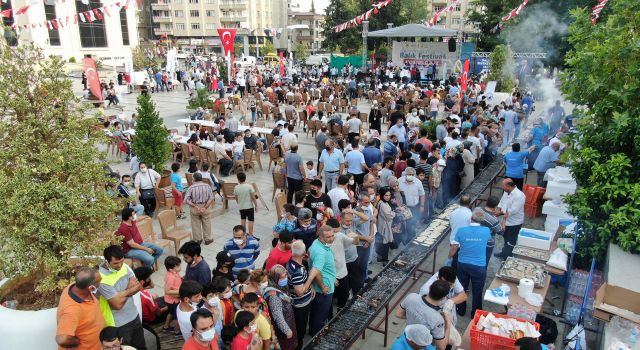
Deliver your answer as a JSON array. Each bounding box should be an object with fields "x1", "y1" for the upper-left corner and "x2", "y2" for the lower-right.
[
  {"x1": 470, "y1": 310, "x2": 540, "y2": 350},
  {"x1": 524, "y1": 203, "x2": 542, "y2": 218},
  {"x1": 523, "y1": 185, "x2": 546, "y2": 205}
]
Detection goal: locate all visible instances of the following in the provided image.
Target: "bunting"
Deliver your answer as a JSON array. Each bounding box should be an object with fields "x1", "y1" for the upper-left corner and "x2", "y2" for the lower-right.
[
  {"x1": 591, "y1": 0, "x2": 608, "y2": 24},
  {"x1": 423, "y1": 0, "x2": 459, "y2": 27},
  {"x1": 492, "y1": 0, "x2": 529, "y2": 32},
  {"x1": 334, "y1": 0, "x2": 393, "y2": 34}
]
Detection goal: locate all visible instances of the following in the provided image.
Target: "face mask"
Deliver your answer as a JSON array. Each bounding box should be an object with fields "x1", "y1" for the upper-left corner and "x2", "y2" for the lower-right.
[
  {"x1": 89, "y1": 285, "x2": 98, "y2": 295},
  {"x1": 140, "y1": 168, "x2": 148, "y2": 173},
  {"x1": 260, "y1": 281, "x2": 268, "y2": 289},
  {"x1": 123, "y1": 182, "x2": 131, "y2": 187},
  {"x1": 323, "y1": 241, "x2": 332, "y2": 248},
  {"x1": 222, "y1": 291, "x2": 232, "y2": 299},
  {"x1": 348, "y1": 179, "x2": 355, "y2": 186},
  {"x1": 278, "y1": 278, "x2": 288, "y2": 287},
  {"x1": 233, "y1": 238, "x2": 244, "y2": 246},
  {"x1": 406, "y1": 175, "x2": 415, "y2": 182},
  {"x1": 208, "y1": 296, "x2": 220, "y2": 307},
  {"x1": 249, "y1": 324, "x2": 258, "y2": 333},
  {"x1": 310, "y1": 189, "x2": 318, "y2": 196},
  {"x1": 189, "y1": 300, "x2": 198, "y2": 308},
  {"x1": 132, "y1": 214, "x2": 137, "y2": 221},
  {"x1": 198, "y1": 328, "x2": 216, "y2": 342}
]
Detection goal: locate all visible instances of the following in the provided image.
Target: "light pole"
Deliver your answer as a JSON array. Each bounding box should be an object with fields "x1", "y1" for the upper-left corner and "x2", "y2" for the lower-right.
[
  {"x1": 362, "y1": 21, "x2": 369, "y2": 71},
  {"x1": 387, "y1": 23, "x2": 393, "y2": 62}
]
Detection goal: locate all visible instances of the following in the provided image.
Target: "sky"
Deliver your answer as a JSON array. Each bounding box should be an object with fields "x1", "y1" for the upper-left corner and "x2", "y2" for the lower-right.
[{"x1": 292, "y1": 0, "x2": 330, "y2": 14}]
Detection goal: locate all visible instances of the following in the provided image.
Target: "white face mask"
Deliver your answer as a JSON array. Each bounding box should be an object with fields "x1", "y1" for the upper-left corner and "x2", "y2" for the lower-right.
[
  {"x1": 233, "y1": 238, "x2": 244, "y2": 246},
  {"x1": 198, "y1": 327, "x2": 216, "y2": 342},
  {"x1": 348, "y1": 179, "x2": 355, "y2": 186},
  {"x1": 249, "y1": 324, "x2": 258, "y2": 333},
  {"x1": 208, "y1": 296, "x2": 220, "y2": 307},
  {"x1": 222, "y1": 291, "x2": 232, "y2": 299},
  {"x1": 406, "y1": 175, "x2": 415, "y2": 182},
  {"x1": 132, "y1": 214, "x2": 137, "y2": 221},
  {"x1": 260, "y1": 281, "x2": 268, "y2": 289}
]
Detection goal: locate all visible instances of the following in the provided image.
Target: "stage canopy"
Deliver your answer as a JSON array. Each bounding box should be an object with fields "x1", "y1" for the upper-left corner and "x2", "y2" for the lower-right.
[{"x1": 368, "y1": 23, "x2": 457, "y2": 38}]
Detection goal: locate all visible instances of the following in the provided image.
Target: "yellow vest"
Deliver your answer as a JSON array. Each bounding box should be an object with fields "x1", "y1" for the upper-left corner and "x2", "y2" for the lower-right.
[{"x1": 99, "y1": 264, "x2": 132, "y2": 327}]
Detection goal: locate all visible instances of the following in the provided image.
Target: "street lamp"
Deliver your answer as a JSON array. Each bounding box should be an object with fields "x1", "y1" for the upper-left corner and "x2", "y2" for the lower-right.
[{"x1": 362, "y1": 21, "x2": 369, "y2": 71}]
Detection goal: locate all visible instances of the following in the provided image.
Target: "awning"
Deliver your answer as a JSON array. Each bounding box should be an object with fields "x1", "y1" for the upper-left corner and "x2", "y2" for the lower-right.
[{"x1": 368, "y1": 23, "x2": 458, "y2": 38}]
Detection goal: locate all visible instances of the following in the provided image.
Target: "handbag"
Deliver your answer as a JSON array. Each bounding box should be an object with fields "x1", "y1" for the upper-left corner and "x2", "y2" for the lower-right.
[
  {"x1": 140, "y1": 172, "x2": 156, "y2": 200},
  {"x1": 397, "y1": 204, "x2": 413, "y2": 221}
]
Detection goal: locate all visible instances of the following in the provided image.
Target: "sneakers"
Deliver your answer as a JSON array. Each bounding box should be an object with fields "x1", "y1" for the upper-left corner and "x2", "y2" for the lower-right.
[{"x1": 204, "y1": 239, "x2": 214, "y2": 245}]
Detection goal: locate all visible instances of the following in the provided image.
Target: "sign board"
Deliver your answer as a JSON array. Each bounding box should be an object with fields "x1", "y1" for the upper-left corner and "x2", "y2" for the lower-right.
[
  {"x1": 474, "y1": 57, "x2": 489, "y2": 75},
  {"x1": 190, "y1": 38, "x2": 203, "y2": 45},
  {"x1": 205, "y1": 38, "x2": 221, "y2": 46},
  {"x1": 176, "y1": 39, "x2": 189, "y2": 45},
  {"x1": 166, "y1": 48, "x2": 177, "y2": 75},
  {"x1": 392, "y1": 41, "x2": 458, "y2": 72}
]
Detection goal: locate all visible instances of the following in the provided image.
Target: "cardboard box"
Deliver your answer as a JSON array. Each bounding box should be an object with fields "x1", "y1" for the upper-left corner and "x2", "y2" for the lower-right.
[
  {"x1": 593, "y1": 283, "x2": 640, "y2": 323},
  {"x1": 517, "y1": 228, "x2": 553, "y2": 251}
]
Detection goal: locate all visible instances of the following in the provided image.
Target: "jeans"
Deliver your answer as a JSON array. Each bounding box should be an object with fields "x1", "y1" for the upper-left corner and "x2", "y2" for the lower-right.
[
  {"x1": 219, "y1": 158, "x2": 233, "y2": 176},
  {"x1": 125, "y1": 242, "x2": 164, "y2": 268},
  {"x1": 118, "y1": 316, "x2": 147, "y2": 350},
  {"x1": 309, "y1": 292, "x2": 333, "y2": 336},
  {"x1": 138, "y1": 194, "x2": 156, "y2": 216},
  {"x1": 293, "y1": 303, "x2": 311, "y2": 350},
  {"x1": 497, "y1": 224, "x2": 522, "y2": 257},
  {"x1": 129, "y1": 203, "x2": 145, "y2": 216},
  {"x1": 324, "y1": 171, "x2": 339, "y2": 192},
  {"x1": 502, "y1": 129, "x2": 515, "y2": 147},
  {"x1": 486, "y1": 237, "x2": 495, "y2": 266},
  {"x1": 375, "y1": 232, "x2": 390, "y2": 261},
  {"x1": 429, "y1": 111, "x2": 438, "y2": 119},
  {"x1": 251, "y1": 110, "x2": 257, "y2": 123},
  {"x1": 435, "y1": 186, "x2": 444, "y2": 209},
  {"x1": 425, "y1": 192, "x2": 436, "y2": 220},
  {"x1": 287, "y1": 177, "x2": 304, "y2": 204},
  {"x1": 456, "y1": 262, "x2": 487, "y2": 318},
  {"x1": 357, "y1": 245, "x2": 372, "y2": 280}
]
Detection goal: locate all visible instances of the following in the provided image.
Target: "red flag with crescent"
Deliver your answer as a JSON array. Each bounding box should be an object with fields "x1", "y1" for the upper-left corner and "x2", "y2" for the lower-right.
[
  {"x1": 83, "y1": 57, "x2": 102, "y2": 100},
  {"x1": 217, "y1": 28, "x2": 237, "y2": 56},
  {"x1": 460, "y1": 59, "x2": 470, "y2": 93}
]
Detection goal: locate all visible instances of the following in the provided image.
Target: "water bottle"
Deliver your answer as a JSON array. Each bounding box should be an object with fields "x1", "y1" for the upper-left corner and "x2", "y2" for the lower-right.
[{"x1": 628, "y1": 327, "x2": 638, "y2": 349}]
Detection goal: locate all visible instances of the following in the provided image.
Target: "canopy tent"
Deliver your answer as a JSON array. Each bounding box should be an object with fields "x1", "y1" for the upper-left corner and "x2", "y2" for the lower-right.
[{"x1": 368, "y1": 23, "x2": 457, "y2": 38}]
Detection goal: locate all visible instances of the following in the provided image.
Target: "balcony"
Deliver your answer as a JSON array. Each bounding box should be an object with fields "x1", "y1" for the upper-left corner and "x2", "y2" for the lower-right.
[
  {"x1": 297, "y1": 35, "x2": 313, "y2": 41},
  {"x1": 218, "y1": 0, "x2": 246, "y2": 9},
  {"x1": 151, "y1": 2, "x2": 170, "y2": 9},
  {"x1": 153, "y1": 16, "x2": 173, "y2": 22},
  {"x1": 220, "y1": 15, "x2": 246, "y2": 21},
  {"x1": 154, "y1": 28, "x2": 174, "y2": 35}
]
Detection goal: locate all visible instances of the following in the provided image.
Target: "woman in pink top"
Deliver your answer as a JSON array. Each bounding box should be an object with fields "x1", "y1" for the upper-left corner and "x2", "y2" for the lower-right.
[{"x1": 163, "y1": 256, "x2": 183, "y2": 332}]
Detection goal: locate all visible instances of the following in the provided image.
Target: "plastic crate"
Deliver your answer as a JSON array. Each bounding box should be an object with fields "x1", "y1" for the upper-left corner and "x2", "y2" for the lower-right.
[
  {"x1": 523, "y1": 185, "x2": 546, "y2": 206},
  {"x1": 470, "y1": 310, "x2": 541, "y2": 350},
  {"x1": 525, "y1": 203, "x2": 542, "y2": 218}
]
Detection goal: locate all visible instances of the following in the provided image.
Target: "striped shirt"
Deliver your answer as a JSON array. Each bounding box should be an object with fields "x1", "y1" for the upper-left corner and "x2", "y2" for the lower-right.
[
  {"x1": 286, "y1": 259, "x2": 313, "y2": 307},
  {"x1": 480, "y1": 208, "x2": 504, "y2": 236},
  {"x1": 223, "y1": 236, "x2": 260, "y2": 277},
  {"x1": 415, "y1": 162, "x2": 433, "y2": 191},
  {"x1": 184, "y1": 182, "x2": 213, "y2": 205}
]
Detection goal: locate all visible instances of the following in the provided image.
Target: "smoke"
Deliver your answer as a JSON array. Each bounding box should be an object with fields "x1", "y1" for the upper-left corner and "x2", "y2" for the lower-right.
[{"x1": 503, "y1": 4, "x2": 568, "y2": 58}]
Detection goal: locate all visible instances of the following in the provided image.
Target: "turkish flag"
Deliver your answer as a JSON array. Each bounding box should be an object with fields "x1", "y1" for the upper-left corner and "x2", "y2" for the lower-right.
[
  {"x1": 460, "y1": 59, "x2": 470, "y2": 93},
  {"x1": 279, "y1": 51, "x2": 285, "y2": 76},
  {"x1": 83, "y1": 58, "x2": 102, "y2": 100},
  {"x1": 217, "y1": 28, "x2": 237, "y2": 56}
]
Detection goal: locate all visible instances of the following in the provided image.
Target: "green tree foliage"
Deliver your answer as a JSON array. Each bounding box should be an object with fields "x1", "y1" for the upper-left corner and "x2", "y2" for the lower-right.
[
  {"x1": 295, "y1": 43, "x2": 309, "y2": 61},
  {"x1": 0, "y1": 43, "x2": 119, "y2": 295},
  {"x1": 323, "y1": 0, "x2": 427, "y2": 54},
  {"x1": 487, "y1": 44, "x2": 516, "y2": 92},
  {"x1": 188, "y1": 88, "x2": 214, "y2": 109},
  {"x1": 262, "y1": 39, "x2": 275, "y2": 55},
  {"x1": 131, "y1": 94, "x2": 171, "y2": 171},
  {"x1": 560, "y1": 0, "x2": 640, "y2": 265},
  {"x1": 132, "y1": 43, "x2": 161, "y2": 71}
]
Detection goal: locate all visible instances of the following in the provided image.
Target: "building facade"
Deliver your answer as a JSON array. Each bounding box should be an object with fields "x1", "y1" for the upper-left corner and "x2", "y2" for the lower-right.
[
  {"x1": 1, "y1": 0, "x2": 139, "y2": 67},
  {"x1": 151, "y1": 0, "x2": 290, "y2": 54},
  {"x1": 288, "y1": 11, "x2": 324, "y2": 53},
  {"x1": 425, "y1": 0, "x2": 478, "y2": 33}
]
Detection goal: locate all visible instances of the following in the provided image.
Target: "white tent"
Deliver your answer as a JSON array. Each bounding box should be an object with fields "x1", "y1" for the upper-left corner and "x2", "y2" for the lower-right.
[{"x1": 368, "y1": 23, "x2": 457, "y2": 38}]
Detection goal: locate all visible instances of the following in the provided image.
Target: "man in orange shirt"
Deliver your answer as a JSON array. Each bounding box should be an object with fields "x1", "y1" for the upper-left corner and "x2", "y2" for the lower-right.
[
  {"x1": 182, "y1": 308, "x2": 220, "y2": 350},
  {"x1": 56, "y1": 267, "x2": 105, "y2": 350}
]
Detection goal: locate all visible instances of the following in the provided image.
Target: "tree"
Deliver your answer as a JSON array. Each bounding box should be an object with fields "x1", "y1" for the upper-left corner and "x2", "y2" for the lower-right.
[
  {"x1": 262, "y1": 39, "x2": 275, "y2": 55},
  {"x1": 132, "y1": 43, "x2": 160, "y2": 71},
  {"x1": 131, "y1": 94, "x2": 171, "y2": 171},
  {"x1": 487, "y1": 44, "x2": 516, "y2": 92},
  {"x1": 0, "y1": 43, "x2": 119, "y2": 299},
  {"x1": 295, "y1": 43, "x2": 309, "y2": 61},
  {"x1": 560, "y1": 0, "x2": 640, "y2": 266},
  {"x1": 188, "y1": 88, "x2": 214, "y2": 110},
  {"x1": 234, "y1": 42, "x2": 244, "y2": 57}
]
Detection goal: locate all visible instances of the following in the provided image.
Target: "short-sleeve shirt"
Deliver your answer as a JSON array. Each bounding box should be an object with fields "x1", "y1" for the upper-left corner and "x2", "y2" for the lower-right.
[
  {"x1": 184, "y1": 258, "x2": 212, "y2": 287},
  {"x1": 400, "y1": 293, "x2": 445, "y2": 341},
  {"x1": 98, "y1": 264, "x2": 138, "y2": 327},
  {"x1": 418, "y1": 272, "x2": 464, "y2": 298},
  {"x1": 265, "y1": 247, "x2": 292, "y2": 271},
  {"x1": 177, "y1": 304, "x2": 197, "y2": 340},
  {"x1": 398, "y1": 177, "x2": 425, "y2": 207},
  {"x1": 231, "y1": 333, "x2": 254, "y2": 350},
  {"x1": 347, "y1": 118, "x2": 362, "y2": 133},
  {"x1": 164, "y1": 271, "x2": 183, "y2": 304},
  {"x1": 533, "y1": 146, "x2": 559, "y2": 173},
  {"x1": 233, "y1": 183, "x2": 255, "y2": 210},
  {"x1": 171, "y1": 172, "x2": 184, "y2": 192},
  {"x1": 56, "y1": 284, "x2": 105, "y2": 350},
  {"x1": 454, "y1": 224, "x2": 492, "y2": 267},
  {"x1": 345, "y1": 150, "x2": 366, "y2": 175},
  {"x1": 449, "y1": 207, "x2": 472, "y2": 244},
  {"x1": 329, "y1": 232, "x2": 356, "y2": 278},
  {"x1": 287, "y1": 259, "x2": 313, "y2": 307},
  {"x1": 309, "y1": 239, "x2": 337, "y2": 294},
  {"x1": 319, "y1": 149, "x2": 344, "y2": 172},
  {"x1": 223, "y1": 236, "x2": 261, "y2": 277},
  {"x1": 504, "y1": 151, "x2": 529, "y2": 179},
  {"x1": 182, "y1": 335, "x2": 220, "y2": 350},
  {"x1": 116, "y1": 221, "x2": 143, "y2": 254},
  {"x1": 305, "y1": 193, "x2": 332, "y2": 220},
  {"x1": 284, "y1": 152, "x2": 305, "y2": 180}
]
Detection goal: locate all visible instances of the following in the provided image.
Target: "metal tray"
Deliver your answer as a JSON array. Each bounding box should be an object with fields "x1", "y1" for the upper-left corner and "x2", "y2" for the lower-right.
[
  {"x1": 496, "y1": 257, "x2": 547, "y2": 288},
  {"x1": 512, "y1": 245, "x2": 551, "y2": 262}
]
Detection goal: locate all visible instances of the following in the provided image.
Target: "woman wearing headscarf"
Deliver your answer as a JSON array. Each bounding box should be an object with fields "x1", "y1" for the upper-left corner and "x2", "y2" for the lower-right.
[
  {"x1": 264, "y1": 265, "x2": 298, "y2": 350},
  {"x1": 442, "y1": 146, "x2": 463, "y2": 205},
  {"x1": 375, "y1": 187, "x2": 396, "y2": 263},
  {"x1": 460, "y1": 141, "x2": 477, "y2": 189}
]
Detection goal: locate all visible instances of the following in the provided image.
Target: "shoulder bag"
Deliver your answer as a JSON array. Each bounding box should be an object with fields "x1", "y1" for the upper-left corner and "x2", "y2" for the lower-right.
[{"x1": 140, "y1": 172, "x2": 156, "y2": 200}]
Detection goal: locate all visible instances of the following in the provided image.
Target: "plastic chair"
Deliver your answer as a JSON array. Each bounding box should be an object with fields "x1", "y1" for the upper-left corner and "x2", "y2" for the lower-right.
[
  {"x1": 137, "y1": 216, "x2": 171, "y2": 270},
  {"x1": 272, "y1": 172, "x2": 287, "y2": 202},
  {"x1": 157, "y1": 210, "x2": 192, "y2": 255},
  {"x1": 221, "y1": 182, "x2": 238, "y2": 209}
]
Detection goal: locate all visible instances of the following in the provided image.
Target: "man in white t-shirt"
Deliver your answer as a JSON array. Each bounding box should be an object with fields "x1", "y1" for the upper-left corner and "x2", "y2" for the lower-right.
[
  {"x1": 176, "y1": 280, "x2": 203, "y2": 340},
  {"x1": 419, "y1": 266, "x2": 467, "y2": 303}
]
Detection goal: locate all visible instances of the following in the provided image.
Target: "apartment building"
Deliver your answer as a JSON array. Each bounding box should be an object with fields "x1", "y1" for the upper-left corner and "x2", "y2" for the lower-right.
[
  {"x1": 1, "y1": 0, "x2": 138, "y2": 67},
  {"x1": 426, "y1": 0, "x2": 478, "y2": 33},
  {"x1": 151, "y1": 0, "x2": 290, "y2": 54},
  {"x1": 289, "y1": 10, "x2": 324, "y2": 53}
]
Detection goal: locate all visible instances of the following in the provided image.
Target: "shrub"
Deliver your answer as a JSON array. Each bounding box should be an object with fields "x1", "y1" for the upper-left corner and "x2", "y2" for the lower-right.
[
  {"x1": 131, "y1": 94, "x2": 171, "y2": 171},
  {"x1": 188, "y1": 88, "x2": 214, "y2": 109}
]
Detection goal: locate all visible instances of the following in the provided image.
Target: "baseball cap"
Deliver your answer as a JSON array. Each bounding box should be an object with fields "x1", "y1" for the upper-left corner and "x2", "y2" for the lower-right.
[{"x1": 216, "y1": 251, "x2": 234, "y2": 264}]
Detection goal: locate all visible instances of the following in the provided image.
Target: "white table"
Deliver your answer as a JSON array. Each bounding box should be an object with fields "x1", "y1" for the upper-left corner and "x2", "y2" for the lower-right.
[
  {"x1": 123, "y1": 129, "x2": 135, "y2": 136},
  {"x1": 176, "y1": 118, "x2": 272, "y2": 135}
]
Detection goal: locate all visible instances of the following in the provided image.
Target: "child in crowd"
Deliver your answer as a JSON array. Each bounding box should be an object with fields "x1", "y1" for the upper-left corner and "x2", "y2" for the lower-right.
[
  {"x1": 239, "y1": 293, "x2": 273, "y2": 350},
  {"x1": 232, "y1": 132, "x2": 245, "y2": 161},
  {"x1": 212, "y1": 276, "x2": 235, "y2": 327},
  {"x1": 272, "y1": 204, "x2": 297, "y2": 247},
  {"x1": 163, "y1": 256, "x2": 182, "y2": 334},
  {"x1": 170, "y1": 163, "x2": 184, "y2": 219},
  {"x1": 231, "y1": 310, "x2": 261, "y2": 350},
  {"x1": 231, "y1": 269, "x2": 251, "y2": 310},
  {"x1": 233, "y1": 172, "x2": 258, "y2": 237},
  {"x1": 305, "y1": 161, "x2": 317, "y2": 180}
]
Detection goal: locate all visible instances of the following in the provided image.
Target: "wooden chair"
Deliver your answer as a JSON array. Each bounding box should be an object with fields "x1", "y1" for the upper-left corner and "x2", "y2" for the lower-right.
[
  {"x1": 326, "y1": 103, "x2": 334, "y2": 113},
  {"x1": 137, "y1": 216, "x2": 171, "y2": 270},
  {"x1": 340, "y1": 99, "x2": 348, "y2": 112},
  {"x1": 302, "y1": 179, "x2": 311, "y2": 194},
  {"x1": 307, "y1": 120, "x2": 319, "y2": 137},
  {"x1": 318, "y1": 102, "x2": 326, "y2": 112},
  {"x1": 299, "y1": 111, "x2": 308, "y2": 130},
  {"x1": 170, "y1": 141, "x2": 182, "y2": 162},
  {"x1": 242, "y1": 149, "x2": 256, "y2": 174},
  {"x1": 266, "y1": 134, "x2": 275, "y2": 148},
  {"x1": 153, "y1": 187, "x2": 175, "y2": 217},
  {"x1": 181, "y1": 143, "x2": 191, "y2": 164},
  {"x1": 185, "y1": 173, "x2": 194, "y2": 187},
  {"x1": 206, "y1": 149, "x2": 221, "y2": 177},
  {"x1": 254, "y1": 143, "x2": 264, "y2": 171},
  {"x1": 256, "y1": 121, "x2": 266, "y2": 128},
  {"x1": 268, "y1": 147, "x2": 281, "y2": 169},
  {"x1": 272, "y1": 172, "x2": 287, "y2": 202},
  {"x1": 261, "y1": 105, "x2": 271, "y2": 119},
  {"x1": 158, "y1": 210, "x2": 192, "y2": 255},
  {"x1": 359, "y1": 112, "x2": 368, "y2": 128},
  {"x1": 275, "y1": 192, "x2": 287, "y2": 221},
  {"x1": 192, "y1": 145, "x2": 202, "y2": 165},
  {"x1": 221, "y1": 182, "x2": 238, "y2": 209}
]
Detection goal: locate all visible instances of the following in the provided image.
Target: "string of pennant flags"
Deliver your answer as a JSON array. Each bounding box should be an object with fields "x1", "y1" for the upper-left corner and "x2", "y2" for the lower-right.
[
  {"x1": 591, "y1": 0, "x2": 608, "y2": 24},
  {"x1": 4, "y1": 0, "x2": 135, "y2": 33},
  {"x1": 423, "y1": 0, "x2": 459, "y2": 27},
  {"x1": 491, "y1": 0, "x2": 530, "y2": 32},
  {"x1": 333, "y1": 0, "x2": 394, "y2": 34}
]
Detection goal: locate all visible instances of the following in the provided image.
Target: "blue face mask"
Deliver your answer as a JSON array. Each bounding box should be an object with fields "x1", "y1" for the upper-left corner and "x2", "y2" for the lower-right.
[{"x1": 278, "y1": 278, "x2": 288, "y2": 287}]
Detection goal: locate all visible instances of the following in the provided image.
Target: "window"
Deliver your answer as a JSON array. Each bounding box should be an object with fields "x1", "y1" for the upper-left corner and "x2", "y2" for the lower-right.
[
  {"x1": 190, "y1": 10, "x2": 199, "y2": 17},
  {"x1": 174, "y1": 0, "x2": 183, "y2": 4},
  {"x1": 205, "y1": 0, "x2": 215, "y2": 3},
  {"x1": 191, "y1": 23, "x2": 200, "y2": 30},
  {"x1": 120, "y1": 8, "x2": 130, "y2": 45},
  {"x1": 451, "y1": 18, "x2": 463, "y2": 26},
  {"x1": 152, "y1": 10, "x2": 162, "y2": 16},
  {"x1": 188, "y1": 0, "x2": 198, "y2": 4},
  {"x1": 174, "y1": 10, "x2": 184, "y2": 17},
  {"x1": 175, "y1": 23, "x2": 185, "y2": 30},
  {"x1": 44, "y1": 3, "x2": 60, "y2": 46},
  {"x1": 434, "y1": 6, "x2": 442, "y2": 12},
  {"x1": 76, "y1": 0, "x2": 107, "y2": 48},
  {"x1": 205, "y1": 23, "x2": 215, "y2": 30},
  {"x1": 455, "y1": 4, "x2": 462, "y2": 11},
  {"x1": 206, "y1": 10, "x2": 215, "y2": 16}
]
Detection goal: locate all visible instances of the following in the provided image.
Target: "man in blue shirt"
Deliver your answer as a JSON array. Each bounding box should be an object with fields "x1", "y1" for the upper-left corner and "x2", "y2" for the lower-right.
[
  {"x1": 362, "y1": 138, "x2": 383, "y2": 168},
  {"x1": 451, "y1": 208, "x2": 491, "y2": 317},
  {"x1": 344, "y1": 140, "x2": 368, "y2": 185},
  {"x1": 533, "y1": 142, "x2": 561, "y2": 187},
  {"x1": 178, "y1": 241, "x2": 212, "y2": 287},
  {"x1": 308, "y1": 226, "x2": 336, "y2": 336},
  {"x1": 388, "y1": 118, "x2": 407, "y2": 150},
  {"x1": 318, "y1": 139, "x2": 345, "y2": 192},
  {"x1": 391, "y1": 324, "x2": 436, "y2": 350},
  {"x1": 503, "y1": 143, "x2": 534, "y2": 189},
  {"x1": 384, "y1": 134, "x2": 400, "y2": 159},
  {"x1": 222, "y1": 225, "x2": 260, "y2": 278}
]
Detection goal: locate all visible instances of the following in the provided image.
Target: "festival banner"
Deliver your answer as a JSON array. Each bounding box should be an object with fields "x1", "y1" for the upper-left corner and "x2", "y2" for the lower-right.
[
  {"x1": 83, "y1": 57, "x2": 102, "y2": 100},
  {"x1": 391, "y1": 41, "x2": 458, "y2": 71}
]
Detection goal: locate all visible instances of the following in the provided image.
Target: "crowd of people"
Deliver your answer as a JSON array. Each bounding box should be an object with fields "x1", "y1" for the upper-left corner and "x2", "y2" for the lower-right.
[{"x1": 61, "y1": 59, "x2": 569, "y2": 350}]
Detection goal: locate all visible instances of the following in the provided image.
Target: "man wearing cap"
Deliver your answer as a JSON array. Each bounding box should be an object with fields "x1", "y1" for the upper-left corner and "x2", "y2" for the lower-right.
[
  {"x1": 212, "y1": 251, "x2": 235, "y2": 282},
  {"x1": 391, "y1": 324, "x2": 436, "y2": 350},
  {"x1": 398, "y1": 167, "x2": 425, "y2": 243},
  {"x1": 304, "y1": 179, "x2": 332, "y2": 220},
  {"x1": 291, "y1": 208, "x2": 318, "y2": 249}
]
